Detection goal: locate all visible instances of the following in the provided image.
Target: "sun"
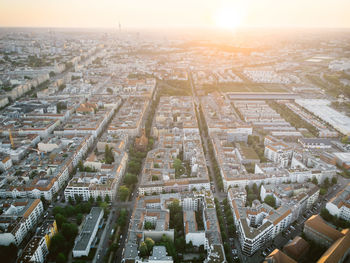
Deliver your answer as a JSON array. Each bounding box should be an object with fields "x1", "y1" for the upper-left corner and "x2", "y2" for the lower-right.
[{"x1": 213, "y1": 3, "x2": 245, "y2": 30}]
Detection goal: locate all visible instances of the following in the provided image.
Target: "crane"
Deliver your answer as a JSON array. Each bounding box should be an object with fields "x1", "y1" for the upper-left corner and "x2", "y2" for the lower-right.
[
  {"x1": 0, "y1": 129, "x2": 15, "y2": 149},
  {"x1": 8, "y1": 129, "x2": 14, "y2": 149}
]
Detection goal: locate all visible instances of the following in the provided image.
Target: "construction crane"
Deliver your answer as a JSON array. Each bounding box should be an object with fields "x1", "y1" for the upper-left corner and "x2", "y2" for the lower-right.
[
  {"x1": 0, "y1": 129, "x2": 15, "y2": 149},
  {"x1": 8, "y1": 129, "x2": 14, "y2": 149}
]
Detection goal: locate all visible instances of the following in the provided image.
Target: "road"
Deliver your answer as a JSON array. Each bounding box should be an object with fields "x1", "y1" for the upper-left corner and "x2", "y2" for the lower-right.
[
  {"x1": 189, "y1": 71, "x2": 226, "y2": 202},
  {"x1": 93, "y1": 208, "x2": 117, "y2": 263}
]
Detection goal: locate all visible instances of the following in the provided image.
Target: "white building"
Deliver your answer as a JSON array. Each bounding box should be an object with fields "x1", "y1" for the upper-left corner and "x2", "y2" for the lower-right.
[
  {"x1": 183, "y1": 211, "x2": 206, "y2": 247},
  {"x1": 73, "y1": 207, "x2": 104, "y2": 258},
  {"x1": 264, "y1": 142, "x2": 293, "y2": 168},
  {"x1": 18, "y1": 220, "x2": 58, "y2": 263},
  {"x1": 228, "y1": 183, "x2": 319, "y2": 256},
  {"x1": 0, "y1": 156, "x2": 13, "y2": 171},
  {"x1": 326, "y1": 183, "x2": 350, "y2": 222},
  {"x1": 0, "y1": 199, "x2": 44, "y2": 246}
]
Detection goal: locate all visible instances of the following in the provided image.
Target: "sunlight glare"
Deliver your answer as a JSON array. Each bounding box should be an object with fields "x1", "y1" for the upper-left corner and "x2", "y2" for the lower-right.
[{"x1": 213, "y1": 2, "x2": 246, "y2": 30}]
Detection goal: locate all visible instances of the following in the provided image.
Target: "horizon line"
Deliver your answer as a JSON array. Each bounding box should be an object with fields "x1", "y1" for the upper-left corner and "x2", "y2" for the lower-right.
[{"x1": 1, "y1": 25, "x2": 350, "y2": 30}]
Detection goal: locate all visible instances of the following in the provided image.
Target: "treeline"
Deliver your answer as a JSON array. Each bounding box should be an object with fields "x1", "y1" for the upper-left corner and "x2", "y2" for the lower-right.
[
  {"x1": 50, "y1": 199, "x2": 109, "y2": 263},
  {"x1": 159, "y1": 79, "x2": 192, "y2": 96},
  {"x1": 247, "y1": 135, "x2": 267, "y2": 163},
  {"x1": 268, "y1": 101, "x2": 318, "y2": 136},
  {"x1": 245, "y1": 183, "x2": 261, "y2": 206},
  {"x1": 214, "y1": 198, "x2": 238, "y2": 263},
  {"x1": 198, "y1": 105, "x2": 224, "y2": 191},
  {"x1": 118, "y1": 86, "x2": 158, "y2": 201},
  {"x1": 320, "y1": 208, "x2": 350, "y2": 229}
]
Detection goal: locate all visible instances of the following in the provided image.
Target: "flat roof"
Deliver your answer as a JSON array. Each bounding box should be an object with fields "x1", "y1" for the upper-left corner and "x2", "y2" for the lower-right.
[{"x1": 73, "y1": 207, "x2": 103, "y2": 252}]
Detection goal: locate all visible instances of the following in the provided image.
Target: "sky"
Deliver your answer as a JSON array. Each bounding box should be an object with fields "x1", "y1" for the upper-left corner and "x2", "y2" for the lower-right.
[{"x1": 0, "y1": 0, "x2": 350, "y2": 29}]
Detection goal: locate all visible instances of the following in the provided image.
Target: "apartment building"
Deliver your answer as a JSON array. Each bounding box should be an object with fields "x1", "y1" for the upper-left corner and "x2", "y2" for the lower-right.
[
  {"x1": 65, "y1": 146, "x2": 128, "y2": 202},
  {"x1": 316, "y1": 229, "x2": 350, "y2": 263},
  {"x1": 298, "y1": 138, "x2": 332, "y2": 149},
  {"x1": 152, "y1": 96, "x2": 198, "y2": 137},
  {"x1": 200, "y1": 94, "x2": 252, "y2": 140},
  {"x1": 123, "y1": 191, "x2": 226, "y2": 263},
  {"x1": 304, "y1": 215, "x2": 344, "y2": 247},
  {"x1": 264, "y1": 139, "x2": 293, "y2": 168},
  {"x1": 264, "y1": 249, "x2": 297, "y2": 263},
  {"x1": 18, "y1": 220, "x2": 58, "y2": 263},
  {"x1": 0, "y1": 134, "x2": 94, "y2": 200},
  {"x1": 228, "y1": 184, "x2": 319, "y2": 256},
  {"x1": 326, "y1": 183, "x2": 350, "y2": 221},
  {"x1": 139, "y1": 133, "x2": 210, "y2": 195},
  {"x1": 73, "y1": 207, "x2": 104, "y2": 258},
  {"x1": 108, "y1": 96, "x2": 149, "y2": 137},
  {"x1": 54, "y1": 107, "x2": 114, "y2": 138},
  {"x1": 0, "y1": 199, "x2": 44, "y2": 246}
]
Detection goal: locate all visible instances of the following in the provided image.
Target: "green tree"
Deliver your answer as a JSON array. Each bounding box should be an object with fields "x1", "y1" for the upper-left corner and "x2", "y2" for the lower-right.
[
  {"x1": 139, "y1": 242, "x2": 148, "y2": 257},
  {"x1": 175, "y1": 236, "x2": 186, "y2": 252},
  {"x1": 252, "y1": 183, "x2": 258, "y2": 195},
  {"x1": 312, "y1": 177, "x2": 318, "y2": 185},
  {"x1": 53, "y1": 206, "x2": 65, "y2": 216},
  {"x1": 124, "y1": 173, "x2": 138, "y2": 186},
  {"x1": 49, "y1": 233, "x2": 66, "y2": 258},
  {"x1": 111, "y1": 242, "x2": 118, "y2": 251},
  {"x1": 144, "y1": 221, "x2": 153, "y2": 230},
  {"x1": 264, "y1": 195, "x2": 276, "y2": 208},
  {"x1": 77, "y1": 160, "x2": 84, "y2": 171},
  {"x1": 168, "y1": 199, "x2": 183, "y2": 232},
  {"x1": 117, "y1": 208, "x2": 127, "y2": 227},
  {"x1": 99, "y1": 201, "x2": 108, "y2": 212},
  {"x1": 341, "y1": 136, "x2": 349, "y2": 144},
  {"x1": 128, "y1": 161, "x2": 141, "y2": 175},
  {"x1": 320, "y1": 188, "x2": 327, "y2": 195},
  {"x1": 61, "y1": 223, "x2": 78, "y2": 242},
  {"x1": 320, "y1": 208, "x2": 333, "y2": 222},
  {"x1": 56, "y1": 253, "x2": 66, "y2": 263},
  {"x1": 145, "y1": 237, "x2": 155, "y2": 252},
  {"x1": 68, "y1": 196, "x2": 74, "y2": 205},
  {"x1": 173, "y1": 158, "x2": 182, "y2": 171},
  {"x1": 104, "y1": 194, "x2": 110, "y2": 203},
  {"x1": 119, "y1": 186, "x2": 130, "y2": 201},
  {"x1": 105, "y1": 145, "x2": 114, "y2": 164},
  {"x1": 81, "y1": 202, "x2": 92, "y2": 213},
  {"x1": 323, "y1": 178, "x2": 330, "y2": 189},
  {"x1": 97, "y1": 195, "x2": 102, "y2": 203},
  {"x1": 332, "y1": 177, "x2": 337, "y2": 185},
  {"x1": 65, "y1": 205, "x2": 76, "y2": 217},
  {"x1": 88, "y1": 196, "x2": 95, "y2": 204},
  {"x1": 107, "y1": 87, "x2": 113, "y2": 94},
  {"x1": 55, "y1": 213, "x2": 66, "y2": 229},
  {"x1": 76, "y1": 213, "x2": 83, "y2": 225}
]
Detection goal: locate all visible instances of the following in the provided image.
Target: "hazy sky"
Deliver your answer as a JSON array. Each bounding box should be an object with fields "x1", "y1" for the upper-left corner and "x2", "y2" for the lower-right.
[{"x1": 0, "y1": 0, "x2": 350, "y2": 29}]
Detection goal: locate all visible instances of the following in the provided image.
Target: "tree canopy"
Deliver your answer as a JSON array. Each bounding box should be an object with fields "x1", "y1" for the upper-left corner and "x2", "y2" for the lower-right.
[
  {"x1": 264, "y1": 195, "x2": 276, "y2": 208},
  {"x1": 119, "y1": 186, "x2": 130, "y2": 201},
  {"x1": 124, "y1": 173, "x2": 138, "y2": 186}
]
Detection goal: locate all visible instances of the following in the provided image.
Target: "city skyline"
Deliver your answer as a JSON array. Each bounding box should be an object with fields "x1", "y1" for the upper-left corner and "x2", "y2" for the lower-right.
[
  {"x1": 0, "y1": 1, "x2": 350, "y2": 263},
  {"x1": 1, "y1": 0, "x2": 350, "y2": 29}
]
